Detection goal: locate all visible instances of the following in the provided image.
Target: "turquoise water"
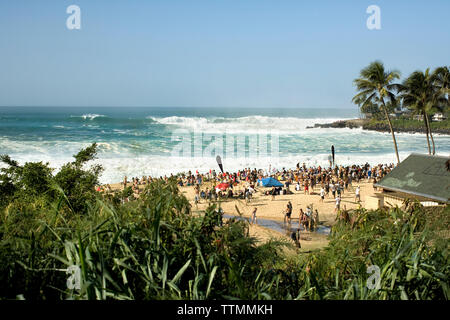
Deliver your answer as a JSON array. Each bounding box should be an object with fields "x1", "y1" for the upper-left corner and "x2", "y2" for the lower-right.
[{"x1": 1, "y1": 106, "x2": 449, "y2": 183}]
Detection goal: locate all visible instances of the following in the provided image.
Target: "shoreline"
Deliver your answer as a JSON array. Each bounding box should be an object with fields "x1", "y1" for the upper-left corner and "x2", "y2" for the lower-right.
[{"x1": 310, "y1": 118, "x2": 450, "y2": 135}]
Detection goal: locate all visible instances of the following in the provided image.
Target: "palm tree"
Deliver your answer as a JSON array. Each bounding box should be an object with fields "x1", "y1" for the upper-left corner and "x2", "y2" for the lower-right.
[
  {"x1": 433, "y1": 66, "x2": 450, "y2": 107},
  {"x1": 400, "y1": 69, "x2": 446, "y2": 155},
  {"x1": 352, "y1": 61, "x2": 403, "y2": 164}
]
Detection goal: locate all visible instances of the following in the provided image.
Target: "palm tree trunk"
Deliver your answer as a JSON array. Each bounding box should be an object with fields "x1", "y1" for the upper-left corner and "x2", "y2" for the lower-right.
[
  {"x1": 424, "y1": 113, "x2": 436, "y2": 155},
  {"x1": 430, "y1": 130, "x2": 436, "y2": 155},
  {"x1": 423, "y1": 111, "x2": 431, "y2": 155},
  {"x1": 381, "y1": 99, "x2": 400, "y2": 164}
]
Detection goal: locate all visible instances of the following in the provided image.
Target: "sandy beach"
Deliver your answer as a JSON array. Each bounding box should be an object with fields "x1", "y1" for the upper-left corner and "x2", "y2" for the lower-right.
[{"x1": 109, "y1": 178, "x2": 377, "y2": 251}]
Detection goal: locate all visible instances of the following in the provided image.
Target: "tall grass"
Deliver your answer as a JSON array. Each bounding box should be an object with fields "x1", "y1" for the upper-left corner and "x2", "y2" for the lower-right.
[
  {"x1": 299, "y1": 204, "x2": 449, "y2": 299},
  {"x1": 0, "y1": 177, "x2": 448, "y2": 300}
]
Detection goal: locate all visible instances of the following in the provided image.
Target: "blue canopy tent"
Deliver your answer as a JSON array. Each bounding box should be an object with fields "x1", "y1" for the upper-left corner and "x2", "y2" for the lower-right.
[{"x1": 259, "y1": 177, "x2": 283, "y2": 187}]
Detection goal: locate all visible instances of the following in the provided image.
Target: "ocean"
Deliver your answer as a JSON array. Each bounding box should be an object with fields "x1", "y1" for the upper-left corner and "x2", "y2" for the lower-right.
[{"x1": 1, "y1": 106, "x2": 449, "y2": 184}]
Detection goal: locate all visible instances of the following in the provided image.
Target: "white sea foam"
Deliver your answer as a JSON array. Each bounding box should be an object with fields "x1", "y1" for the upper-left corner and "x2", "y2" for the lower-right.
[
  {"x1": 76, "y1": 151, "x2": 428, "y2": 183},
  {"x1": 2, "y1": 150, "x2": 443, "y2": 184},
  {"x1": 2, "y1": 113, "x2": 449, "y2": 184},
  {"x1": 147, "y1": 115, "x2": 350, "y2": 134},
  {"x1": 71, "y1": 114, "x2": 106, "y2": 120}
]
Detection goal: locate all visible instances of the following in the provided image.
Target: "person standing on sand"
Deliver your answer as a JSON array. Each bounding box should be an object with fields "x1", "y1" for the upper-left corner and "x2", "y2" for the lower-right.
[
  {"x1": 299, "y1": 208, "x2": 304, "y2": 228},
  {"x1": 284, "y1": 201, "x2": 292, "y2": 224},
  {"x1": 331, "y1": 182, "x2": 336, "y2": 199},
  {"x1": 251, "y1": 207, "x2": 258, "y2": 225},
  {"x1": 313, "y1": 209, "x2": 319, "y2": 230},
  {"x1": 271, "y1": 186, "x2": 276, "y2": 200},
  {"x1": 301, "y1": 208, "x2": 309, "y2": 231},
  {"x1": 194, "y1": 185, "x2": 200, "y2": 206},
  {"x1": 355, "y1": 185, "x2": 361, "y2": 202},
  {"x1": 123, "y1": 176, "x2": 128, "y2": 190},
  {"x1": 306, "y1": 206, "x2": 313, "y2": 231},
  {"x1": 320, "y1": 186, "x2": 325, "y2": 202},
  {"x1": 334, "y1": 195, "x2": 341, "y2": 214}
]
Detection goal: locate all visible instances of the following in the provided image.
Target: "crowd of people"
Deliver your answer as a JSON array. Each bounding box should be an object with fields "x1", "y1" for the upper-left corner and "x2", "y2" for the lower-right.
[
  {"x1": 103, "y1": 162, "x2": 396, "y2": 248},
  {"x1": 280, "y1": 201, "x2": 319, "y2": 230},
  {"x1": 94, "y1": 162, "x2": 397, "y2": 245},
  {"x1": 175, "y1": 162, "x2": 394, "y2": 204},
  {"x1": 111, "y1": 162, "x2": 394, "y2": 214}
]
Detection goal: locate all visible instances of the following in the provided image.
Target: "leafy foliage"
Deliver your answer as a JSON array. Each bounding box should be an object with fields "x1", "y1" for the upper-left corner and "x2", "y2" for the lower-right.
[
  {"x1": 0, "y1": 144, "x2": 448, "y2": 300},
  {"x1": 352, "y1": 61, "x2": 403, "y2": 163}
]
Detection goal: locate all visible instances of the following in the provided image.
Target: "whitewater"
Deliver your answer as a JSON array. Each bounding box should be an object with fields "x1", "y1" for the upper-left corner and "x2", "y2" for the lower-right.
[{"x1": 1, "y1": 107, "x2": 449, "y2": 184}]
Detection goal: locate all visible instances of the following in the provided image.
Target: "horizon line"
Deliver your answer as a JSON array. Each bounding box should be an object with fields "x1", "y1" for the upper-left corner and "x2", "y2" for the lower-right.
[{"x1": 0, "y1": 105, "x2": 357, "y2": 109}]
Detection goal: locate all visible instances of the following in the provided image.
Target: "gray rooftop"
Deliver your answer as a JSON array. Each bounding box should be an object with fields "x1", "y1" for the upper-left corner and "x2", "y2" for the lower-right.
[{"x1": 374, "y1": 153, "x2": 450, "y2": 203}]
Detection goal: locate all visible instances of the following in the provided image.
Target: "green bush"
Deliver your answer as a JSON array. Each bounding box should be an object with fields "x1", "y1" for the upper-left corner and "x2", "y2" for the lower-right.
[
  {"x1": 0, "y1": 144, "x2": 448, "y2": 300},
  {"x1": 301, "y1": 205, "x2": 449, "y2": 299}
]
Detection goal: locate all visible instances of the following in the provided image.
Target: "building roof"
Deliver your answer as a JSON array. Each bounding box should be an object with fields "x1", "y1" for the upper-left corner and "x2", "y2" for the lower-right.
[{"x1": 374, "y1": 153, "x2": 450, "y2": 203}]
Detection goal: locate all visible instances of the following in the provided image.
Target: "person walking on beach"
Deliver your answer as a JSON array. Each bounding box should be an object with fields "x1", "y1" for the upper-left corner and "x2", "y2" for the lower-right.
[
  {"x1": 304, "y1": 181, "x2": 309, "y2": 195},
  {"x1": 251, "y1": 207, "x2": 258, "y2": 225},
  {"x1": 334, "y1": 195, "x2": 341, "y2": 214},
  {"x1": 355, "y1": 185, "x2": 361, "y2": 203},
  {"x1": 284, "y1": 201, "x2": 292, "y2": 224},
  {"x1": 245, "y1": 188, "x2": 250, "y2": 204},
  {"x1": 320, "y1": 186, "x2": 325, "y2": 203},
  {"x1": 337, "y1": 183, "x2": 342, "y2": 197}
]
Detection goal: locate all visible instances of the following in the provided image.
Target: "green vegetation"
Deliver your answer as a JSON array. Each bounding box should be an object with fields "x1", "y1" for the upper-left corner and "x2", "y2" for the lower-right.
[
  {"x1": 0, "y1": 144, "x2": 448, "y2": 300},
  {"x1": 364, "y1": 118, "x2": 450, "y2": 134},
  {"x1": 353, "y1": 63, "x2": 450, "y2": 157},
  {"x1": 400, "y1": 68, "x2": 449, "y2": 154},
  {"x1": 353, "y1": 61, "x2": 403, "y2": 164},
  {"x1": 307, "y1": 203, "x2": 449, "y2": 299}
]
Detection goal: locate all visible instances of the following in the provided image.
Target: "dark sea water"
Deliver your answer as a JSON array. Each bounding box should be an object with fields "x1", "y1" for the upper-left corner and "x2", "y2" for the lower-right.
[{"x1": 1, "y1": 106, "x2": 449, "y2": 183}]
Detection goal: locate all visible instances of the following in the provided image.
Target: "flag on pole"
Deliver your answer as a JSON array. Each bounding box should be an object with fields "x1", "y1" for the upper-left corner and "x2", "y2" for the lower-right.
[
  {"x1": 331, "y1": 145, "x2": 335, "y2": 167},
  {"x1": 216, "y1": 155, "x2": 224, "y2": 174}
]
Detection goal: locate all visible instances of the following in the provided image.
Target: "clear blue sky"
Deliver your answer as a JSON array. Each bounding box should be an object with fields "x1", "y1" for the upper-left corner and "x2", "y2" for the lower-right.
[{"x1": 0, "y1": 0, "x2": 449, "y2": 108}]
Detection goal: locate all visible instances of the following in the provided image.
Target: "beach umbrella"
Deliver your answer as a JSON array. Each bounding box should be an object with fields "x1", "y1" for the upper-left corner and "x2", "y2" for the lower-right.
[
  {"x1": 216, "y1": 182, "x2": 230, "y2": 191},
  {"x1": 216, "y1": 155, "x2": 224, "y2": 174}
]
